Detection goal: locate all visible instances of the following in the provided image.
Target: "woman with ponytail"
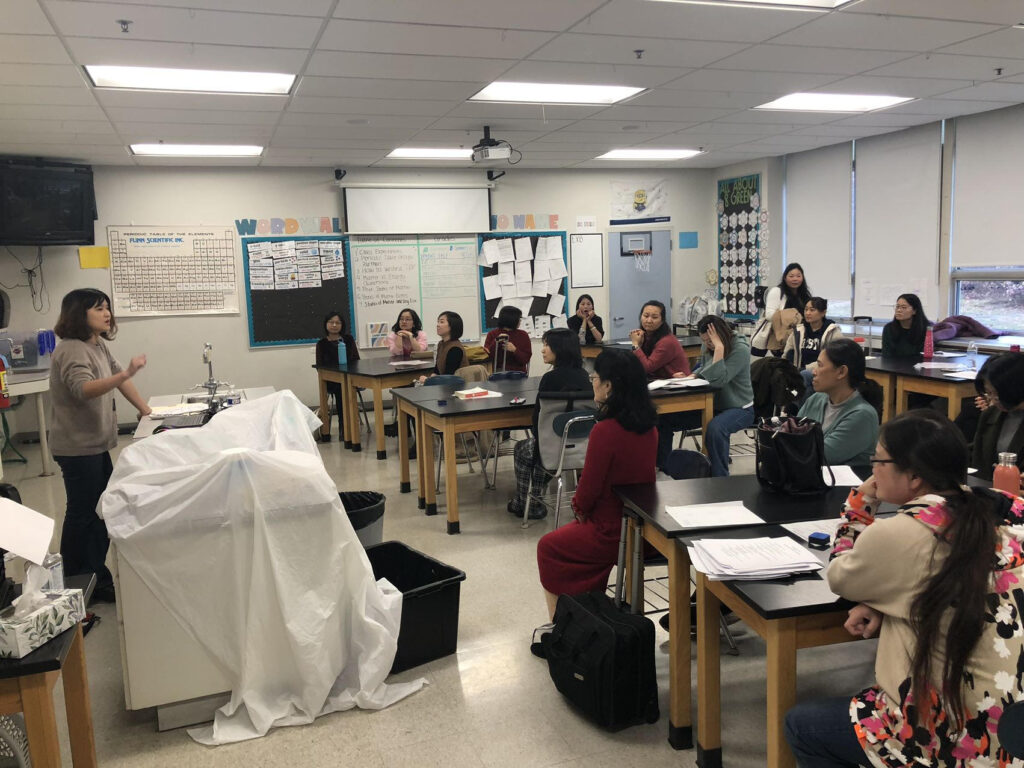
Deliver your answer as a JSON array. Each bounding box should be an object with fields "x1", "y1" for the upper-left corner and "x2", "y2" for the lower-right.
[
  {"x1": 797, "y1": 338, "x2": 882, "y2": 468},
  {"x1": 785, "y1": 409, "x2": 1024, "y2": 767}
]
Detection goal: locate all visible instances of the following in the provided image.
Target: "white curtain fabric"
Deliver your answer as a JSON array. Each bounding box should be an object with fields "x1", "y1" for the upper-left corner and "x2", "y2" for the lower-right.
[{"x1": 101, "y1": 391, "x2": 424, "y2": 745}]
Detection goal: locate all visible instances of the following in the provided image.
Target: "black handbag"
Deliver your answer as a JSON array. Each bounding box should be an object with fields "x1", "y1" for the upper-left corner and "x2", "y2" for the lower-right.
[{"x1": 755, "y1": 417, "x2": 835, "y2": 496}]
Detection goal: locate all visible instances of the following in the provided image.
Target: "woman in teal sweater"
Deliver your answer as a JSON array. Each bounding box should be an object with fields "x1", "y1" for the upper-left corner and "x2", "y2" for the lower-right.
[
  {"x1": 667, "y1": 315, "x2": 755, "y2": 476},
  {"x1": 798, "y1": 338, "x2": 883, "y2": 467}
]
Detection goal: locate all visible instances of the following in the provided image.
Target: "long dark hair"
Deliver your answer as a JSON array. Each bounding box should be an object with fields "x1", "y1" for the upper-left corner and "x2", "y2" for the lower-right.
[
  {"x1": 496, "y1": 305, "x2": 522, "y2": 331},
  {"x1": 575, "y1": 294, "x2": 596, "y2": 310},
  {"x1": 893, "y1": 293, "x2": 930, "y2": 346},
  {"x1": 322, "y1": 309, "x2": 347, "y2": 336},
  {"x1": 55, "y1": 288, "x2": 116, "y2": 341},
  {"x1": 696, "y1": 314, "x2": 734, "y2": 358},
  {"x1": 639, "y1": 300, "x2": 670, "y2": 355},
  {"x1": 391, "y1": 307, "x2": 422, "y2": 334},
  {"x1": 821, "y1": 338, "x2": 883, "y2": 420},
  {"x1": 543, "y1": 328, "x2": 582, "y2": 369},
  {"x1": 777, "y1": 263, "x2": 812, "y2": 309},
  {"x1": 593, "y1": 348, "x2": 657, "y2": 434},
  {"x1": 879, "y1": 410, "x2": 998, "y2": 729},
  {"x1": 975, "y1": 352, "x2": 1024, "y2": 409}
]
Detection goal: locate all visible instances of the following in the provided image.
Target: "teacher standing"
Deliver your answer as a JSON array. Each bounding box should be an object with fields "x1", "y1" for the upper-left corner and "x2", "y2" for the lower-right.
[{"x1": 50, "y1": 288, "x2": 151, "y2": 603}]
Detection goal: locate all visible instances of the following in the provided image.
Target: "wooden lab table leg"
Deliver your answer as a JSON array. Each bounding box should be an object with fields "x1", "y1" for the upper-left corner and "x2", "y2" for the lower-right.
[
  {"x1": 63, "y1": 625, "x2": 97, "y2": 768},
  {"x1": 765, "y1": 619, "x2": 798, "y2": 768},
  {"x1": 422, "y1": 416, "x2": 438, "y2": 516},
  {"x1": 701, "y1": 393, "x2": 714, "y2": 456},
  {"x1": 696, "y1": 572, "x2": 722, "y2": 768},
  {"x1": 397, "y1": 405, "x2": 411, "y2": 494},
  {"x1": 20, "y1": 671, "x2": 61, "y2": 768},
  {"x1": 345, "y1": 376, "x2": 361, "y2": 452},
  {"x1": 865, "y1": 370, "x2": 893, "y2": 423},
  {"x1": 372, "y1": 382, "x2": 387, "y2": 459},
  {"x1": 317, "y1": 373, "x2": 331, "y2": 443},
  {"x1": 443, "y1": 421, "x2": 461, "y2": 534}
]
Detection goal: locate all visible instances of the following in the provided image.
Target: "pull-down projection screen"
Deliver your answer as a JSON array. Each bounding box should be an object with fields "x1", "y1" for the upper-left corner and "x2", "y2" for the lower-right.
[{"x1": 344, "y1": 187, "x2": 490, "y2": 234}]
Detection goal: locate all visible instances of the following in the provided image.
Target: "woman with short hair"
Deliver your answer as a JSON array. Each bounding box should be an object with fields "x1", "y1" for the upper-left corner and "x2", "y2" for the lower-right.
[{"x1": 484, "y1": 305, "x2": 532, "y2": 373}]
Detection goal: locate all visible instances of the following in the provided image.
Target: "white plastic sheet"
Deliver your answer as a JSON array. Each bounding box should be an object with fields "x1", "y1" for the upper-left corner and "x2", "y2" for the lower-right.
[{"x1": 101, "y1": 391, "x2": 424, "y2": 744}]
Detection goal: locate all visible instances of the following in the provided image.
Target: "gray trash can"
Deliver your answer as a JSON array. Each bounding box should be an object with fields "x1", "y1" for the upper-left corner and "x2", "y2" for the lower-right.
[{"x1": 339, "y1": 491, "x2": 385, "y2": 548}]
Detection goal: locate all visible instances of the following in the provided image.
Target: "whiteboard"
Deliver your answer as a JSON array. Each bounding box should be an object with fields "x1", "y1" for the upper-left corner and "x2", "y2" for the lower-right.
[
  {"x1": 349, "y1": 235, "x2": 480, "y2": 347},
  {"x1": 345, "y1": 188, "x2": 490, "y2": 234},
  {"x1": 570, "y1": 233, "x2": 603, "y2": 288}
]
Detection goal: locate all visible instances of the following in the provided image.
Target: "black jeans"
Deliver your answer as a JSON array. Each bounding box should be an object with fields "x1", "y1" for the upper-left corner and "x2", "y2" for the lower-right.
[{"x1": 55, "y1": 452, "x2": 114, "y2": 591}]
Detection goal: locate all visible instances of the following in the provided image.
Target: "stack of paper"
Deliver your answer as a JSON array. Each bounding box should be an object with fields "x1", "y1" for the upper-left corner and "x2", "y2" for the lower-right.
[
  {"x1": 688, "y1": 536, "x2": 823, "y2": 580},
  {"x1": 665, "y1": 501, "x2": 762, "y2": 529},
  {"x1": 648, "y1": 378, "x2": 707, "y2": 390},
  {"x1": 453, "y1": 387, "x2": 500, "y2": 400}
]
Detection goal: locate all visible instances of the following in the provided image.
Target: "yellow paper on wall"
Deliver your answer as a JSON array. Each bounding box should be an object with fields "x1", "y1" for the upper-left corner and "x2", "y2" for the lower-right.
[{"x1": 78, "y1": 246, "x2": 110, "y2": 269}]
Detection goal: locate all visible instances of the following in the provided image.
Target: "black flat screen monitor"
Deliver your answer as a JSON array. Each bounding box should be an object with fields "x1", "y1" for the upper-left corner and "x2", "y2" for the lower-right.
[{"x1": 0, "y1": 160, "x2": 96, "y2": 245}]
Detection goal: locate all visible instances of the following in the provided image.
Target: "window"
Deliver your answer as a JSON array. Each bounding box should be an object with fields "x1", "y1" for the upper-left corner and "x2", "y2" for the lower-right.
[{"x1": 952, "y1": 269, "x2": 1024, "y2": 334}]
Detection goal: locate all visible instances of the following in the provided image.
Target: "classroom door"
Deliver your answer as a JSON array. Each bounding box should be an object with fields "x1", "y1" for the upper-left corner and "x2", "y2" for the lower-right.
[{"x1": 608, "y1": 230, "x2": 672, "y2": 339}]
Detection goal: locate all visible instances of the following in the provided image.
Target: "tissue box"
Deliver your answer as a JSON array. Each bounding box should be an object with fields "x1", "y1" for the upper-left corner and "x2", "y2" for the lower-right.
[{"x1": 0, "y1": 589, "x2": 85, "y2": 659}]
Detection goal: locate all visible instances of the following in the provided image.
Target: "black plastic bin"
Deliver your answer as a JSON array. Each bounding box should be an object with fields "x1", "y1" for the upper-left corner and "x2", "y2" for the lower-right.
[
  {"x1": 364, "y1": 541, "x2": 466, "y2": 673},
  {"x1": 339, "y1": 492, "x2": 385, "y2": 549}
]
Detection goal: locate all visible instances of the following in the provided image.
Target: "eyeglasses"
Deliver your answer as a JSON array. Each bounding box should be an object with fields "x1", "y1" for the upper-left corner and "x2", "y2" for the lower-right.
[
  {"x1": 894, "y1": 304, "x2": 912, "y2": 311},
  {"x1": 868, "y1": 456, "x2": 896, "y2": 466},
  {"x1": 589, "y1": 374, "x2": 599, "y2": 382}
]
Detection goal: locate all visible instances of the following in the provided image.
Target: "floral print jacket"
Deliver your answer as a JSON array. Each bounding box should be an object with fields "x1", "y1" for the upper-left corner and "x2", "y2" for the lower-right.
[{"x1": 827, "y1": 488, "x2": 1024, "y2": 767}]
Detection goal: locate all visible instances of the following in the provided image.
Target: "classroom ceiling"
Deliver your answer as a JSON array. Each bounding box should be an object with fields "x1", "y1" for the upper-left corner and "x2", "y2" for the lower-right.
[{"x1": 2, "y1": 0, "x2": 1024, "y2": 170}]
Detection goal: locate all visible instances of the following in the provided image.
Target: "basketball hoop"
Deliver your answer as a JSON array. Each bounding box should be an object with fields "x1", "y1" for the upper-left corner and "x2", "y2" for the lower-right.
[{"x1": 631, "y1": 249, "x2": 652, "y2": 273}]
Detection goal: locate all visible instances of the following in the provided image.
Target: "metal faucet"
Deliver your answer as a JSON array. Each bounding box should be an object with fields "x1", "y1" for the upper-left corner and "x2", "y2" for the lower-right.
[{"x1": 194, "y1": 343, "x2": 231, "y2": 399}]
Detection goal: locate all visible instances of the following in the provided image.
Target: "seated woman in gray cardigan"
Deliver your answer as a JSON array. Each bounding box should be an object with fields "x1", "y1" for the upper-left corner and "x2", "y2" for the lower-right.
[{"x1": 797, "y1": 338, "x2": 883, "y2": 467}]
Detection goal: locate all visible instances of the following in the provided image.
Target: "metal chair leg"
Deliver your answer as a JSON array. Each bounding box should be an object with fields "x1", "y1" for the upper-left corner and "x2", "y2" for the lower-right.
[
  {"x1": 614, "y1": 516, "x2": 629, "y2": 608},
  {"x1": 720, "y1": 614, "x2": 740, "y2": 656},
  {"x1": 460, "y1": 434, "x2": 475, "y2": 474},
  {"x1": 355, "y1": 388, "x2": 371, "y2": 432},
  {"x1": 630, "y1": 520, "x2": 644, "y2": 614},
  {"x1": 521, "y1": 475, "x2": 534, "y2": 529}
]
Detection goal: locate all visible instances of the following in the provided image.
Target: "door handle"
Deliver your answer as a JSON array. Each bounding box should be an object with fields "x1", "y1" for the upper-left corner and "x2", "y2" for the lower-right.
[{"x1": 613, "y1": 316, "x2": 624, "y2": 322}]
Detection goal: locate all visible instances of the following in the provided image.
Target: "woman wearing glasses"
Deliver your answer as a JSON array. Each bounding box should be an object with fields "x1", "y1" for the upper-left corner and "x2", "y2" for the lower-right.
[
  {"x1": 786, "y1": 409, "x2": 1024, "y2": 767},
  {"x1": 881, "y1": 293, "x2": 930, "y2": 358},
  {"x1": 971, "y1": 352, "x2": 1024, "y2": 482}
]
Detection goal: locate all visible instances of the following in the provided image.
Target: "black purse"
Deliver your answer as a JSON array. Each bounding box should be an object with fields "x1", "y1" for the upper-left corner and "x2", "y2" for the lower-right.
[{"x1": 755, "y1": 417, "x2": 835, "y2": 496}]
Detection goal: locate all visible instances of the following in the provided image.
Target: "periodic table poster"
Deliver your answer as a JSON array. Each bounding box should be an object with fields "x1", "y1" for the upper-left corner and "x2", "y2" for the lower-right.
[
  {"x1": 716, "y1": 174, "x2": 761, "y2": 320},
  {"x1": 107, "y1": 226, "x2": 240, "y2": 317}
]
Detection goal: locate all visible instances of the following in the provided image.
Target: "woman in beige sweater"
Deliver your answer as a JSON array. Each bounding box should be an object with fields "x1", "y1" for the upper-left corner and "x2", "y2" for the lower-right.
[{"x1": 786, "y1": 409, "x2": 1024, "y2": 767}]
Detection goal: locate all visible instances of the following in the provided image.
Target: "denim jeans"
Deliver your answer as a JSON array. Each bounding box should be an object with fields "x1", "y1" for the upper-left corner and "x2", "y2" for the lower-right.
[
  {"x1": 706, "y1": 406, "x2": 755, "y2": 477},
  {"x1": 55, "y1": 452, "x2": 114, "y2": 591},
  {"x1": 785, "y1": 696, "x2": 869, "y2": 768}
]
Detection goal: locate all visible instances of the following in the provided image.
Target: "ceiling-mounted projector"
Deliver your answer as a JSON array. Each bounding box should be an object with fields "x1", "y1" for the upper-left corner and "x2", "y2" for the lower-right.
[{"x1": 472, "y1": 125, "x2": 514, "y2": 164}]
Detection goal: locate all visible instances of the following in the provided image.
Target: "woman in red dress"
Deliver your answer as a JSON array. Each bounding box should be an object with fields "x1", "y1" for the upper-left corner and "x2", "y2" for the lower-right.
[{"x1": 536, "y1": 348, "x2": 658, "y2": 622}]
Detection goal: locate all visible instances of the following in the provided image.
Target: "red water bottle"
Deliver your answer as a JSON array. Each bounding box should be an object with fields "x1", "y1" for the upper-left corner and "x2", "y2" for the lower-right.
[{"x1": 923, "y1": 327, "x2": 934, "y2": 360}]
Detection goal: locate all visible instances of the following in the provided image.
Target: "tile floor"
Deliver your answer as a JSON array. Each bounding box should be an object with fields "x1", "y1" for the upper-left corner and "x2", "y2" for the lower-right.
[{"x1": 0, "y1": 425, "x2": 877, "y2": 767}]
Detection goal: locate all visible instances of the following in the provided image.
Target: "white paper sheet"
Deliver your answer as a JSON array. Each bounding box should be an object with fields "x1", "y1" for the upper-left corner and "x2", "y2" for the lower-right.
[
  {"x1": 498, "y1": 262, "x2": 515, "y2": 285},
  {"x1": 533, "y1": 261, "x2": 551, "y2": 281},
  {"x1": 532, "y1": 280, "x2": 549, "y2": 297},
  {"x1": 514, "y1": 238, "x2": 534, "y2": 262},
  {"x1": 482, "y1": 275, "x2": 502, "y2": 300},
  {"x1": 944, "y1": 370, "x2": 978, "y2": 380},
  {"x1": 496, "y1": 239, "x2": 515, "y2": 263},
  {"x1": 548, "y1": 259, "x2": 569, "y2": 280},
  {"x1": 482, "y1": 240, "x2": 500, "y2": 265},
  {"x1": 665, "y1": 501, "x2": 763, "y2": 530},
  {"x1": 520, "y1": 316, "x2": 534, "y2": 335},
  {"x1": 552, "y1": 316, "x2": 568, "y2": 329},
  {"x1": 535, "y1": 316, "x2": 551, "y2": 335},
  {"x1": 541, "y1": 236, "x2": 563, "y2": 261},
  {"x1": 515, "y1": 261, "x2": 532, "y2": 282},
  {"x1": 500, "y1": 285, "x2": 518, "y2": 301},
  {"x1": 517, "y1": 281, "x2": 534, "y2": 298},
  {"x1": 824, "y1": 465, "x2": 863, "y2": 486},
  {"x1": 547, "y1": 293, "x2": 566, "y2": 316},
  {"x1": 0, "y1": 498, "x2": 55, "y2": 565},
  {"x1": 648, "y1": 377, "x2": 707, "y2": 390}
]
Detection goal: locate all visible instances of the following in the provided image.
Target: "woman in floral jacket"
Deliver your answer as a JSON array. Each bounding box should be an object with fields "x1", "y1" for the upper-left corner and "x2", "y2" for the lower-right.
[{"x1": 786, "y1": 409, "x2": 1024, "y2": 768}]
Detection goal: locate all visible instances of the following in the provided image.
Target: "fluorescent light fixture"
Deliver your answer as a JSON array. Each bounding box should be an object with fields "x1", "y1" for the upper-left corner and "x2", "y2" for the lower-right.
[
  {"x1": 470, "y1": 81, "x2": 644, "y2": 105},
  {"x1": 754, "y1": 92, "x2": 913, "y2": 112},
  {"x1": 86, "y1": 65, "x2": 294, "y2": 95},
  {"x1": 647, "y1": 0, "x2": 852, "y2": 8},
  {"x1": 597, "y1": 149, "x2": 702, "y2": 160},
  {"x1": 386, "y1": 148, "x2": 474, "y2": 160},
  {"x1": 130, "y1": 144, "x2": 264, "y2": 157}
]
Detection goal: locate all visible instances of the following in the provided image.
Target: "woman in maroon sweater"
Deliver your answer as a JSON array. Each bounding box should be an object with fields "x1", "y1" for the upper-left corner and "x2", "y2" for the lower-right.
[
  {"x1": 536, "y1": 348, "x2": 658, "y2": 623},
  {"x1": 630, "y1": 299, "x2": 690, "y2": 379},
  {"x1": 484, "y1": 305, "x2": 532, "y2": 373}
]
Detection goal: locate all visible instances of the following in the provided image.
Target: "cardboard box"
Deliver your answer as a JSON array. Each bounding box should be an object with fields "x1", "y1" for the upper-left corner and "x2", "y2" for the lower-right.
[{"x1": 0, "y1": 589, "x2": 85, "y2": 659}]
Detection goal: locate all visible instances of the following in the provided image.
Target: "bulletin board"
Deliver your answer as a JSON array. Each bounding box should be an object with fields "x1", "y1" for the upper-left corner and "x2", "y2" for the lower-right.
[
  {"x1": 717, "y1": 174, "x2": 762, "y2": 320},
  {"x1": 478, "y1": 231, "x2": 569, "y2": 336},
  {"x1": 242, "y1": 235, "x2": 352, "y2": 347}
]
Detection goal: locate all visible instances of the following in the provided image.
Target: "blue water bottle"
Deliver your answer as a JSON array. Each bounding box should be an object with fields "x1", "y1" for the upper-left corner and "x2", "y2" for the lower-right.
[{"x1": 336, "y1": 339, "x2": 347, "y2": 366}]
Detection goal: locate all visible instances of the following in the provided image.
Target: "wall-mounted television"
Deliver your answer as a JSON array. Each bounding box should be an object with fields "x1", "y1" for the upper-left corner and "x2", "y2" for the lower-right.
[{"x1": 0, "y1": 159, "x2": 97, "y2": 245}]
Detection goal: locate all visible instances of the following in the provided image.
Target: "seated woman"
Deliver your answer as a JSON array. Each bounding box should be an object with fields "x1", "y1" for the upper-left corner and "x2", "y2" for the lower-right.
[
  {"x1": 314, "y1": 310, "x2": 360, "y2": 442},
  {"x1": 484, "y1": 306, "x2": 532, "y2": 374},
  {"x1": 882, "y1": 293, "x2": 930, "y2": 357},
  {"x1": 786, "y1": 410, "x2": 1024, "y2": 767},
  {"x1": 971, "y1": 352, "x2": 1024, "y2": 481},
  {"x1": 567, "y1": 294, "x2": 604, "y2": 345},
  {"x1": 535, "y1": 349, "x2": 657, "y2": 627},
  {"x1": 784, "y1": 296, "x2": 841, "y2": 396},
  {"x1": 797, "y1": 338, "x2": 882, "y2": 467},
  {"x1": 663, "y1": 315, "x2": 753, "y2": 477},
  {"x1": 419, "y1": 311, "x2": 466, "y2": 382},
  {"x1": 630, "y1": 299, "x2": 690, "y2": 379},
  {"x1": 385, "y1": 307, "x2": 428, "y2": 357},
  {"x1": 507, "y1": 328, "x2": 590, "y2": 520}
]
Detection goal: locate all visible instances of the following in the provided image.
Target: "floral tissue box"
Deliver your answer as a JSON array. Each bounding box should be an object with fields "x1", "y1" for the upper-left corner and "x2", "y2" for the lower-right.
[{"x1": 0, "y1": 589, "x2": 86, "y2": 659}]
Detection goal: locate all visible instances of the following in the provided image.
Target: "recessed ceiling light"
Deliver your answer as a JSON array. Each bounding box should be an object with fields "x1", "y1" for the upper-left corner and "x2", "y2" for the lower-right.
[
  {"x1": 597, "y1": 149, "x2": 702, "y2": 160},
  {"x1": 647, "y1": 0, "x2": 852, "y2": 9},
  {"x1": 86, "y1": 65, "x2": 294, "y2": 95},
  {"x1": 386, "y1": 148, "x2": 474, "y2": 160},
  {"x1": 754, "y1": 92, "x2": 914, "y2": 112},
  {"x1": 130, "y1": 144, "x2": 264, "y2": 157},
  {"x1": 470, "y1": 82, "x2": 644, "y2": 105}
]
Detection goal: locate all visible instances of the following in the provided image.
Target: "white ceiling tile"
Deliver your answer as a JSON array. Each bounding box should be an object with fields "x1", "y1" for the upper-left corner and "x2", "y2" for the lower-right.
[
  {"x1": 100, "y1": 0, "x2": 332, "y2": 15},
  {"x1": 829, "y1": 112, "x2": 941, "y2": 128},
  {"x1": 290, "y1": 96, "x2": 459, "y2": 116},
  {"x1": 65, "y1": 38, "x2": 309, "y2": 73},
  {"x1": 332, "y1": 0, "x2": 604, "y2": 32},
  {"x1": 106, "y1": 107, "x2": 283, "y2": 125},
  {"x1": 522, "y1": 129, "x2": 659, "y2": 144},
  {"x1": 118, "y1": 122, "x2": 275, "y2": 140},
  {"x1": 318, "y1": 20, "x2": 554, "y2": 59},
  {"x1": 0, "y1": 119, "x2": 115, "y2": 135},
  {"x1": 770, "y1": 13, "x2": 999, "y2": 52},
  {"x1": 0, "y1": 131, "x2": 124, "y2": 146},
  {"x1": 6, "y1": 2, "x2": 56, "y2": 34},
  {"x1": 427, "y1": 117, "x2": 574, "y2": 133},
  {"x1": 722, "y1": 108, "x2": 841, "y2": 125},
  {"x1": 0, "y1": 64, "x2": 86, "y2": 87},
  {"x1": 272, "y1": 136, "x2": 399, "y2": 150},
  {"x1": 0, "y1": 145, "x2": 131, "y2": 164},
  {"x1": 408, "y1": 129, "x2": 545, "y2": 146},
  {"x1": 263, "y1": 148, "x2": 386, "y2": 162},
  {"x1": 306, "y1": 51, "x2": 511, "y2": 82},
  {"x1": 710, "y1": 44, "x2": 912, "y2": 76},
  {"x1": 939, "y1": 82, "x2": 1024, "y2": 102},
  {"x1": 0, "y1": 34, "x2": 71, "y2": 64},
  {"x1": 496, "y1": 60, "x2": 688, "y2": 88},
  {"x1": 2, "y1": 104, "x2": 107, "y2": 121},
  {"x1": 691, "y1": 122, "x2": 799, "y2": 136},
  {"x1": 842, "y1": 0, "x2": 1024, "y2": 26},
  {"x1": 0, "y1": 85, "x2": 96, "y2": 106},
  {"x1": 507, "y1": 149, "x2": 605, "y2": 161},
  {"x1": 44, "y1": 1, "x2": 323, "y2": 48},
  {"x1": 567, "y1": 119, "x2": 691, "y2": 134},
  {"x1": 445, "y1": 102, "x2": 605, "y2": 120},
  {"x1": 939, "y1": 29, "x2": 1024, "y2": 59},
  {"x1": 296, "y1": 76, "x2": 480, "y2": 101},
  {"x1": 867, "y1": 53, "x2": 1024, "y2": 81},
  {"x1": 665, "y1": 69, "x2": 838, "y2": 94},
  {"x1": 593, "y1": 105, "x2": 737, "y2": 123},
  {"x1": 634, "y1": 133, "x2": 745, "y2": 150},
  {"x1": 95, "y1": 91, "x2": 287, "y2": 111},
  {"x1": 811, "y1": 74, "x2": 970, "y2": 98},
  {"x1": 279, "y1": 112, "x2": 434, "y2": 130},
  {"x1": 275, "y1": 123, "x2": 419, "y2": 140},
  {"x1": 886, "y1": 97, "x2": 1018, "y2": 116},
  {"x1": 573, "y1": 1, "x2": 818, "y2": 43},
  {"x1": 529, "y1": 33, "x2": 746, "y2": 69},
  {"x1": 788, "y1": 123, "x2": 901, "y2": 138},
  {"x1": 627, "y1": 89, "x2": 767, "y2": 109}
]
